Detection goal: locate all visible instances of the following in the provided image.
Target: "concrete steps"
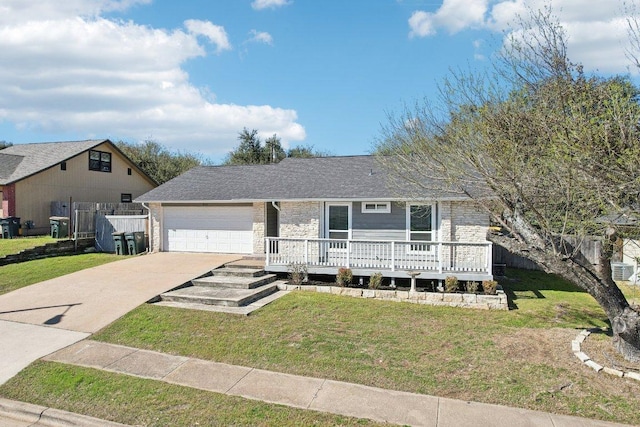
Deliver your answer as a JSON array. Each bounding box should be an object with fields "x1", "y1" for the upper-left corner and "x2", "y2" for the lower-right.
[
  {"x1": 161, "y1": 282, "x2": 278, "y2": 307},
  {"x1": 159, "y1": 260, "x2": 279, "y2": 310},
  {"x1": 192, "y1": 274, "x2": 277, "y2": 289}
]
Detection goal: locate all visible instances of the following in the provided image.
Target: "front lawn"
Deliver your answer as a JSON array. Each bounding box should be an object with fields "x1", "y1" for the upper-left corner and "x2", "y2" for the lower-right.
[
  {"x1": 0, "y1": 236, "x2": 57, "y2": 257},
  {"x1": 1, "y1": 269, "x2": 639, "y2": 425}
]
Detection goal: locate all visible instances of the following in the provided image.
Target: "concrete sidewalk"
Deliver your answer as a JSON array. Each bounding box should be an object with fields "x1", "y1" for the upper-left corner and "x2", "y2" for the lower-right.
[{"x1": 42, "y1": 340, "x2": 632, "y2": 427}]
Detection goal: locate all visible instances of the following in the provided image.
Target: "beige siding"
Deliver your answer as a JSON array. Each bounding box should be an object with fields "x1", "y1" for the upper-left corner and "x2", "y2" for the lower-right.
[{"x1": 14, "y1": 142, "x2": 155, "y2": 232}]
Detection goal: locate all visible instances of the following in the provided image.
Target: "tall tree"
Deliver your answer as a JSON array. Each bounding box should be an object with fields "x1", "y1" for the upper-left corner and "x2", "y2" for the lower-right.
[
  {"x1": 116, "y1": 139, "x2": 204, "y2": 184},
  {"x1": 376, "y1": 9, "x2": 640, "y2": 361},
  {"x1": 224, "y1": 129, "x2": 330, "y2": 165},
  {"x1": 0, "y1": 141, "x2": 13, "y2": 150}
]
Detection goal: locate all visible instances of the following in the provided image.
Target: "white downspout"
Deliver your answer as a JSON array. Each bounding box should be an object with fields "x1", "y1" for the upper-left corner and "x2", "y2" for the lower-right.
[{"x1": 141, "y1": 202, "x2": 152, "y2": 253}]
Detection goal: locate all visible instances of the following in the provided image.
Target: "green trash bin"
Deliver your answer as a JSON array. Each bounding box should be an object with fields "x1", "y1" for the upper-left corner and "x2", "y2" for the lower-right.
[
  {"x1": 0, "y1": 217, "x2": 20, "y2": 238},
  {"x1": 125, "y1": 231, "x2": 146, "y2": 255},
  {"x1": 49, "y1": 217, "x2": 69, "y2": 238},
  {"x1": 112, "y1": 232, "x2": 128, "y2": 255}
]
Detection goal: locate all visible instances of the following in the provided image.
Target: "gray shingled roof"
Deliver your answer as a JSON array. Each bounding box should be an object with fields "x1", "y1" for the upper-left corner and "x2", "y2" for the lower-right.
[
  {"x1": 136, "y1": 155, "x2": 468, "y2": 202},
  {"x1": 0, "y1": 140, "x2": 108, "y2": 185}
]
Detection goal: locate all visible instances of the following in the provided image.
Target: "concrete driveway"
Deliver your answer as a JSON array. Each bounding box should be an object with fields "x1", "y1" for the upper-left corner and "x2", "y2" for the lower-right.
[
  {"x1": 0, "y1": 252, "x2": 241, "y2": 385},
  {"x1": 0, "y1": 252, "x2": 241, "y2": 333}
]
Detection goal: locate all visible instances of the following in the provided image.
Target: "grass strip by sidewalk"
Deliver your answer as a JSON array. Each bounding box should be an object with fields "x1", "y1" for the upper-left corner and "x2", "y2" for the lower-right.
[
  {"x1": 0, "y1": 253, "x2": 123, "y2": 295},
  {"x1": 1, "y1": 361, "x2": 380, "y2": 427}
]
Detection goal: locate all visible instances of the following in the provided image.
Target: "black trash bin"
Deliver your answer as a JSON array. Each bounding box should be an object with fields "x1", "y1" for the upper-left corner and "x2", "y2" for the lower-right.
[
  {"x1": 49, "y1": 217, "x2": 69, "y2": 238},
  {"x1": 125, "y1": 231, "x2": 146, "y2": 255},
  {"x1": 0, "y1": 217, "x2": 20, "y2": 238},
  {"x1": 112, "y1": 232, "x2": 128, "y2": 255}
]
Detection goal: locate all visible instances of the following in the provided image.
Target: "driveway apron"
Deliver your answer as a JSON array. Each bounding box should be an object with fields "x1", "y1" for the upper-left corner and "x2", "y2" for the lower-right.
[{"x1": 0, "y1": 252, "x2": 241, "y2": 334}]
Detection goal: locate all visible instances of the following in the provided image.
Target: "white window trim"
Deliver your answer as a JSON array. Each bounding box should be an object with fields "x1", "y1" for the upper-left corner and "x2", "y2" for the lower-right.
[
  {"x1": 361, "y1": 201, "x2": 391, "y2": 214},
  {"x1": 325, "y1": 202, "x2": 352, "y2": 239},
  {"x1": 406, "y1": 202, "x2": 437, "y2": 253}
]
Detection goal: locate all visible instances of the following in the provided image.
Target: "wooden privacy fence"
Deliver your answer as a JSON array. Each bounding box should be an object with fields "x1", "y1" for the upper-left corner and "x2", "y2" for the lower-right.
[
  {"x1": 492, "y1": 236, "x2": 603, "y2": 271},
  {"x1": 51, "y1": 202, "x2": 148, "y2": 252}
]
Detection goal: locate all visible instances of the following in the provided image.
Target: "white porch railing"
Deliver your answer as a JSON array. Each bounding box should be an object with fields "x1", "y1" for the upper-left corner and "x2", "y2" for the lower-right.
[{"x1": 265, "y1": 237, "x2": 493, "y2": 275}]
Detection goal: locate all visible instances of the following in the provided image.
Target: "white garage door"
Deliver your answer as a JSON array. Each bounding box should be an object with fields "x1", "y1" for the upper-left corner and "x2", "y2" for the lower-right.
[{"x1": 163, "y1": 205, "x2": 253, "y2": 254}]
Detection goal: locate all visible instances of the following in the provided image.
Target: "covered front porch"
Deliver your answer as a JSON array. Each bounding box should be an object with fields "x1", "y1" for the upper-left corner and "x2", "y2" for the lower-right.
[{"x1": 264, "y1": 237, "x2": 493, "y2": 283}]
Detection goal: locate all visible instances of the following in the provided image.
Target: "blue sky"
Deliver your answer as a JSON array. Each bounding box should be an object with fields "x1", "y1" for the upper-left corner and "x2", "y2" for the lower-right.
[{"x1": 0, "y1": 0, "x2": 636, "y2": 162}]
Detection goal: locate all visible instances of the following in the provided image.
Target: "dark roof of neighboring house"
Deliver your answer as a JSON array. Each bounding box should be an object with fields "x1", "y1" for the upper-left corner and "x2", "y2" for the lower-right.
[
  {"x1": 136, "y1": 155, "x2": 470, "y2": 203},
  {"x1": 0, "y1": 139, "x2": 156, "y2": 186}
]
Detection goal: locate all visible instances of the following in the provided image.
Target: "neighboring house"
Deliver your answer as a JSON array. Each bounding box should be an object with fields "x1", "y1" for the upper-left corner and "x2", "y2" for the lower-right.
[
  {"x1": 137, "y1": 155, "x2": 493, "y2": 282},
  {"x1": 0, "y1": 140, "x2": 157, "y2": 235}
]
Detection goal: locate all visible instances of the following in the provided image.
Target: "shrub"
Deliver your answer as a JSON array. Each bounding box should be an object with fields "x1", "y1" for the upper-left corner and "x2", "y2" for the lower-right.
[
  {"x1": 287, "y1": 263, "x2": 307, "y2": 286},
  {"x1": 465, "y1": 281, "x2": 479, "y2": 293},
  {"x1": 444, "y1": 276, "x2": 459, "y2": 293},
  {"x1": 369, "y1": 272, "x2": 383, "y2": 289},
  {"x1": 482, "y1": 280, "x2": 498, "y2": 295},
  {"x1": 336, "y1": 267, "x2": 353, "y2": 287}
]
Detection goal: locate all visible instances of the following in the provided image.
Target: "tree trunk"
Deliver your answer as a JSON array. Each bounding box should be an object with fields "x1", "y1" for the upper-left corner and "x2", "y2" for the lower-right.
[{"x1": 490, "y1": 232, "x2": 640, "y2": 362}]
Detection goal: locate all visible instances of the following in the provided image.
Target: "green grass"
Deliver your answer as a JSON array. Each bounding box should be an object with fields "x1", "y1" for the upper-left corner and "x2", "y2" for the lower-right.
[
  {"x1": 1, "y1": 267, "x2": 639, "y2": 425},
  {"x1": 0, "y1": 253, "x2": 123, "y2": 295},
  {"x1": 0, "y1": 362, "x2": 379, "y2": 427},
  {"x1": 0, "y1": 236, "x2": 57, "y2": 257}
]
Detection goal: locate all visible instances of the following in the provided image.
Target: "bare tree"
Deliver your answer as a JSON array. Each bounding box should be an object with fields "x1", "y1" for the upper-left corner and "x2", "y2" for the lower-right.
[{"x1": 377, "y1": 9, "x2": 640, "y2": 361}]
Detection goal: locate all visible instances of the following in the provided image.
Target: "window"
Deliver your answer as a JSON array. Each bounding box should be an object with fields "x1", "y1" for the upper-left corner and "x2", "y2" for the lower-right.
[
  {"x1": 127, "y1": 167, "x2": 132, "y2": 176},
  {"x1": 407, "y1": 204, "x2": 434, "y2": 251},
  {"x1": 60, "y1": 161, "x2": 66, "y2": 171},
  {"x1": 89, "y1": 150, "x2": 111, "y2": 172},
  {"x1": 361, "y1": 201, "x2": 391, "y2": 213},
  {"x1": 326, "y1": 203, "x2": 351, "y2": 249},
  {"x1": 121, "y1": 193, "x2": 132, "y2": 203}
]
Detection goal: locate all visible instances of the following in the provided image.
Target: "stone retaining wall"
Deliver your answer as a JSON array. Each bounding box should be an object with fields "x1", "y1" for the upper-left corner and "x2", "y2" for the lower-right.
[
  {"x1": 277, "y1": 283, "x2": 508, "y2": 310},
  {"x1": 0, "y1": 239, "x2": 95, "y2": 266}
]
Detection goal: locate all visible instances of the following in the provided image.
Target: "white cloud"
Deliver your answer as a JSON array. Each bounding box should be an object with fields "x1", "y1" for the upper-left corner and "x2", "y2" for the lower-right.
[
  {"x1": 409, "y1": 0, "x2": 488, "y2": 37},
  {"x1": 251, "y1": 0, "x2": 292, "y2": 11},
  {"x1": 248, "y1": 29, "x2": 274, "y2": 45},
  {"x1": 408, "y1": 0, "x2": 636, "y2": 74},
  {"x1": 0, "y1": 1, "x2": 305, "y2": 158},
  {"x1": 185, "y1": 19, "x2": 231, "y2": 53}
]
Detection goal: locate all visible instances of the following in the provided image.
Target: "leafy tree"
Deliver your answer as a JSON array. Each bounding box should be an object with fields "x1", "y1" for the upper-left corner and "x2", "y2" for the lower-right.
[
  {"x1": 0, "y1": 141, "x2": 13, "y2": 150},
  {"x1": 376, "y1": 9, "x2": 640, "y2": 361},
  {"x1": 116, "y1": 139, "x2": 204, "y2": 184},
  {"x1": 287, "y1": 144, "x2": 332, "y2": 158},
  {"x1": 224, "y1": 128, "x2": 330, "y2": 165}
]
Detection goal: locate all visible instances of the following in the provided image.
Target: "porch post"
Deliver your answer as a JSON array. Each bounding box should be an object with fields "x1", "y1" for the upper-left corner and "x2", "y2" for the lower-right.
[
  {"x1": 346, "y1": 240, "x2": 351, "y2": 268},
  {"x1": 265, "y1": 238, "x2": 270, "y2": 266},
  {"x1": 391, "y1": 241, "x2": 395, "y2": 271}
]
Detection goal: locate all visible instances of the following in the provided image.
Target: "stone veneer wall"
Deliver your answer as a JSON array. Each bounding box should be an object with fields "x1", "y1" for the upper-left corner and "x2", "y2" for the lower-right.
[
  {"x1": 253, "y1": 202, "x2": 265, "y2": 254},
  {"x1": 279, "y1": 201, "x2": 322, "y2": 239},
  {"x1": 439, "y1": 200, "x2": 489, "y2": 243},
  {"x1": 149, "y1": 203, "x2": 162, "y2": 252},
  {"x1": 277, "y1": 283, "x2": 508, "y2": 310}
]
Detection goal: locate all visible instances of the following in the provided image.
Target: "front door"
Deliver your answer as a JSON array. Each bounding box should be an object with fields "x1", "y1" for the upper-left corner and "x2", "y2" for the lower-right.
[{"x1": 326, "y1": 203, "x2": 351, "y2": 240}]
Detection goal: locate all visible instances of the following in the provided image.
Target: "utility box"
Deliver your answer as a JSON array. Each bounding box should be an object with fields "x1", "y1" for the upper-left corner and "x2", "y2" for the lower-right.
[
  {"x1": 125, "y1": 231, "x2": 146, "y2": 255},
  {"x1": 49, "y1": 217, "x2": 69, "y2": 238},
  {"x1": 112, "y1": 232, "x2": 128, "y2": 255}
]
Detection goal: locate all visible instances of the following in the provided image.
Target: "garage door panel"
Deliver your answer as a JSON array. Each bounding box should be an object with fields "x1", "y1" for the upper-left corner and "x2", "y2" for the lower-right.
[{"x1": 163, "y1": 206, "x2": 253, "y2": 254}]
